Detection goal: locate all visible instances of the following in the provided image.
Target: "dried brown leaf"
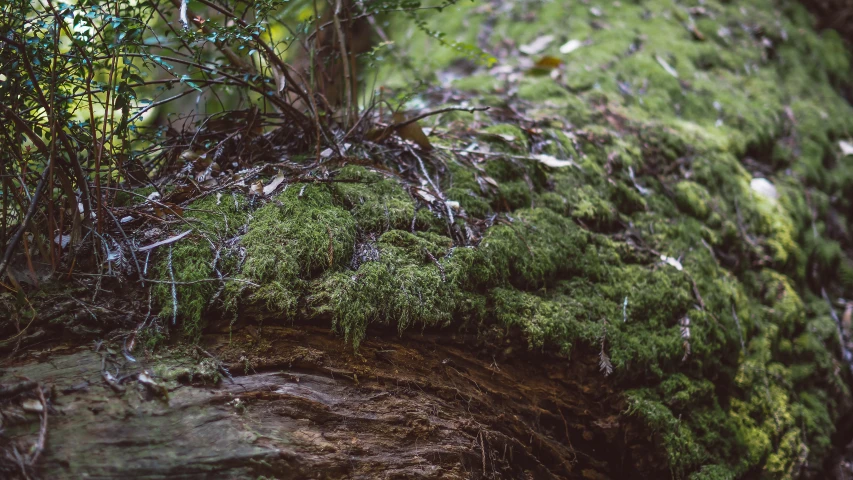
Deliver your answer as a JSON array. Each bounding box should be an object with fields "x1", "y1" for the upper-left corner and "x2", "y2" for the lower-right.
[{"x1": 393, "y1": 113, "x2": 432, "y2": 151}]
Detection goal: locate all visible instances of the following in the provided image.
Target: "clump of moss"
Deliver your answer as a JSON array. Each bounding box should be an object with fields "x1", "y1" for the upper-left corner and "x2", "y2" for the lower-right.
[
  {"x1": 480, "y1": 124, "x2": 529, "y2": 152},
  {"x1": 238, "y1": 184, "x2": 356, "y2": 315},
  {"x1": 153, "y1": 193, "x2": 248, "y2": 339},
  {"x1": 333, "y1": 166, "x2": 418, "y2": 233},
  {"x1": 674, "y1": 181, "x2": 712, "y2": 220},
  {"x1": 476, "y1": 208, "x2": 588, "y2": 288},
  {"x1": 314, "y1": 230, "x2": 460, "y2": 347},
  {"x1": 451, "y1": 73, "x2": 499, "y2": 93}
]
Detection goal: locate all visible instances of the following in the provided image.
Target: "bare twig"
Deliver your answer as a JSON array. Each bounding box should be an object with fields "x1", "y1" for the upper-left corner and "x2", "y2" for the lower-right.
[
  {"x1": 29, "y1": 386, "x2": 48, "y2": 466},
  {"x1": 389, "y1": 106, "x2": 490, "y2": 131}
]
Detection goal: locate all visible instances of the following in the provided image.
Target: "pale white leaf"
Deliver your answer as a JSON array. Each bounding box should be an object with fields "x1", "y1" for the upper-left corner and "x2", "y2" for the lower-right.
[
  {"x1": 21, "y1": 399, "x2": 43, "y2": 413},
  {"x1": 519, "y1": 34, "x2": 555, "y2": 55},
  {"x1": 137, "y1": 229, "x2": 193, "y2": 252},
  {"x1": 559, "y1": 39, "x2": 584, "y2": 54},
  {"x1": 840, "y1": 140, "x2": 853, "y2": 156},
  {"x1": 263, "y1": 173, "x2": 286, "y2": 195},
  {"x1": 660, "y1": 255, "x2": 683, "y2": 271},
  {"x1": 482, "y1": 176, "x2": 499, "y2": 187},
  {"x1": 415, "y1": 188, "x2": 436, "y2": 203},
  {"x1": 54, "y1": 234, "x2": 71, "y2": 248},
  {"x1": 534, "y1": 154, "x2": 576, "y2": 168},
  {"x1": 750, "y1": 177, "x2": 778, "y2": 200},
  {"x1": 273, "y1": 65, "x2": 286, "y2": 93}
]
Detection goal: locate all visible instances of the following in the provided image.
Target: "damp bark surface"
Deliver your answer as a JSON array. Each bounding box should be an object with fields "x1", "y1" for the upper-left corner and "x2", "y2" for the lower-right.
[{"x1": 1, "y1": 324, "x2": 651, "y2": 479}]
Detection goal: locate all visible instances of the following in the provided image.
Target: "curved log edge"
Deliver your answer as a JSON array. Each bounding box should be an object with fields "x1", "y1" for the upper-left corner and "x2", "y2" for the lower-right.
[{"x1": 1, "y1": 326, "x2": 658, "y2": 479}]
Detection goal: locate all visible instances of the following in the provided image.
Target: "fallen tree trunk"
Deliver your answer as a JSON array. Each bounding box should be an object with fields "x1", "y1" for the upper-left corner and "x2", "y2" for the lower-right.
[
  {"x1": 3, "y1": 0, "x2": 853, "y2": 479},
  {"x1": 2, "y1": 324, "x2": 658, "y2": 479}
]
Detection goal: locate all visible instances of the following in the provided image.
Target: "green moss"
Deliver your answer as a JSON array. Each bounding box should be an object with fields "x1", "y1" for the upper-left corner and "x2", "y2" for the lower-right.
[
  {"x1": 480, "y1": 124, "x2": 529, "y2": 152},
  {"x1": 113, "y1": 186, "x2": 157, "y2": 207},
  {"x1": 444, "y1": 159, "x2": 495, "y2": 219},
  {"x1": 153, "y1": 193, "x2": 249, "y2": 339},
  {"x1": 147, "y1": 0, "x2": 853, "y2": 475},
  {"x1": 313, "y1": 229, "x2": 460, "y2": 347},
  {"x1": 451, "y1": 73, "x2": 499, "y2": 93},
  {"x1": 334, "y1": 166, "x2": 417, "y2": 233},
  {"x1": 516, "y1": 77, "x2": 572, "y2": 105},
  {"x1": 674, "y1": 181, "x2": 712, "y2": 220},
  {"x1": 477, "y1": 208, "x2": 588, "y2": 288},
  {"x1": 239, "y1": 184, "x2": 356, "y2": 315},
  {"x1": 492, "y1": 287, "x2": 591, "y2": 355}
]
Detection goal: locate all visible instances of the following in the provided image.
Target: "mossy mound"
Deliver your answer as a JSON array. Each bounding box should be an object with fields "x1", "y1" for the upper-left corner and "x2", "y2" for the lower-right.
[{"x1": 150, "y1": 0, "x2": 853, "y2": 477}]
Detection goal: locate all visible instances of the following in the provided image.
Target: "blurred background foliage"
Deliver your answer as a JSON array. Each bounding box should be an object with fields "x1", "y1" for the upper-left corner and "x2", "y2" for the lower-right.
[{"x1": 0, "y1": 0, "x2": 479, "y2": 285}]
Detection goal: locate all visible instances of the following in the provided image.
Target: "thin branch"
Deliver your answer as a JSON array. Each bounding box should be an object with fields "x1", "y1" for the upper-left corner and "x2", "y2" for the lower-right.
[{"x1": 390, "y1": 106, "x2": 490, "y2": 130}]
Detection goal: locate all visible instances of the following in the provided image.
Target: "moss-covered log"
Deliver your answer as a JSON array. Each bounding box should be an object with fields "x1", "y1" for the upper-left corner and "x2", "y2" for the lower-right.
[{"x1": 3, "y1": 0, "x2": 853, "y2": 478}]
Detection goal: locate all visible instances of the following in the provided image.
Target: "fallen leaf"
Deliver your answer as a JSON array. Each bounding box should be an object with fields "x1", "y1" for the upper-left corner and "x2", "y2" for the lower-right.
[
  {"x1": 519, "y1": 34, "x2": 555, "y2": 55},
  {"x1": 750, "y1": 177, "x2": 778, "y2": 200},
  {"x1": 533, "y1": 154, "x2": 576, "y2": 168},
  {"x1": 660, "y1": 255, "x2": 683, "y2": 271},
  {"x1": 414, "y1": 188, "x2": 437, "y2": 203},
  {"x1": 533, "y1": 55, "x2": 562, "y2": 69},
  {"x1": 559, "y1": 39, "x2": 584, "y2": 54},
  {"x1": 840, "y1": 140, "x2": 853, "y2": 156},
  {"x1": 21, "y1": 398, "x2": 43, "y2": 413},
  {"x1": 528, "y1": 56, "x2": 563, "y2": 75},
  {"x1": 153, "y1": 202, "x2": 184, "y2": 219},
  {"x1": 655, "y1": 54, "x2": 679, "y2": 78},
  {"x1": 482, "y1": 176, "x2": 499, "y2": 187},
  {"x1": 366, "y1": 126, "x2": 392, "y2": 143},
  {"x1": 263, "y1": 173, "x2": 286, "y2": 195},
  {"x1": 393, "y1": 113, "x2": 432, "y2": 150}
]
